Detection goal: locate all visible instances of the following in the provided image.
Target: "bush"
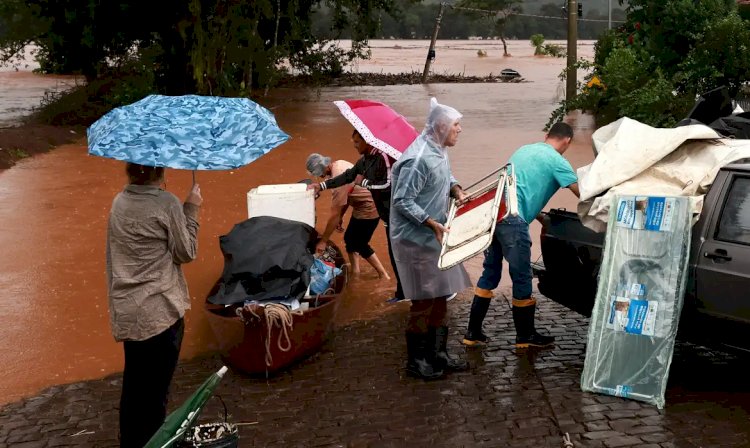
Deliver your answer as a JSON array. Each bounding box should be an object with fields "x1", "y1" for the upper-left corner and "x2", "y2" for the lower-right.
[
  {"x1": 530, "y1": 34, "x2": 565, "y2": 57},
  {"x1": 287, "y1": 40, "x2": 370, "y2": 85},
  {"x1": 546, "y1": 47, "x2": 693, "y2": 129},
  {"x1": 34, "y1": 50, "x2": 158, "y2": 126},
  {"x1": 549, "y1": 1, "x2": 750, "y2": 129},
  {"x1": 530, "y1": 34, "x2": 545, "y2": 55},
  {"x1": 542, "y1": 43, "x2": 565, "y2": 58},
  {"x1": 593, "y1": 29, "x2": 618, "y2": 68},
  {"x1": 679, "y1": 14, "x2": 750, "y2": 95}
]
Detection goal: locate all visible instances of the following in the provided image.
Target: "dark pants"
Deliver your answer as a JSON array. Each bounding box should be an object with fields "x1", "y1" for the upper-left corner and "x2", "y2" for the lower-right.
[
  {"x1": 344, "y1": 217, "x2": 379, "y2": 259},
  {"x1": 384, "y1": 222, "x2": 405, "y2": 300},
  {"x1": 120, "y1": 318, "x2": 184, "y2": 448},
  {"x1": 407, "y1": 297, "x2": 448, "y2": 333}
]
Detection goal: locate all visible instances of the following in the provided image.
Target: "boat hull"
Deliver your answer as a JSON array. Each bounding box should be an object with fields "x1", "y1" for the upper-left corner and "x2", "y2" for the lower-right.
[{"x1": 205, "y1": 245, "x2": 347, "y2": 375}]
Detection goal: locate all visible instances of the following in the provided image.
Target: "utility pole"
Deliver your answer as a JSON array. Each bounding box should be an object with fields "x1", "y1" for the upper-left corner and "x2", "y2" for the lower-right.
[
  {"x1": 608, "y1": 0, "x2": 612, "y2": 29},
  {"x1": 422, "y1": 2, "x2": 446, "y2": 84},
  {"x1": 566, "y1": 0, "x2": 578, "y2": 102}
]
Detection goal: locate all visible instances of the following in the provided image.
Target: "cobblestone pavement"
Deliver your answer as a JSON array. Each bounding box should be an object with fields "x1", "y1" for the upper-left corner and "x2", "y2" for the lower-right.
[{"x1": 1, "y1": 290, "x2": 749, "y2": 448}]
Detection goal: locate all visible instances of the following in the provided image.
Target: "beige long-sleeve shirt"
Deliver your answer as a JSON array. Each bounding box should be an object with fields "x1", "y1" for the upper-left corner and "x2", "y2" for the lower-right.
[{"x1": 106, "y1": 184, "x2": 200, "y2": 342}]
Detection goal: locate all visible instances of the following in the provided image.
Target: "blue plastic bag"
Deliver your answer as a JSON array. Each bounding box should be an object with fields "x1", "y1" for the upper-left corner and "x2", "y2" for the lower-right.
[{"x1": 309, "y1": 258, "x2": 342, "y2": 295}]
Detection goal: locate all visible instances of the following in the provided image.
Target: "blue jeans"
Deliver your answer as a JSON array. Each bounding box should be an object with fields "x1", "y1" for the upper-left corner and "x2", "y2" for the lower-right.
[{"x1": 476, "y1": 215, "x2": 533, "y2": 299}]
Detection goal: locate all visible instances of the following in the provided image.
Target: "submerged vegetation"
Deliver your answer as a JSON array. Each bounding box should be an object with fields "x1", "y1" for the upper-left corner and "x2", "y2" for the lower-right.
[{"x1": 530, "y1": 34, "x2": 565, "y2": 57}]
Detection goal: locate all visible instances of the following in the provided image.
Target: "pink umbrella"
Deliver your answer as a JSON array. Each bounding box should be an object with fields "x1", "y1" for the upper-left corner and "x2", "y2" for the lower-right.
[{"x1": 333, "y1": 99, "x2": 419, "y2": 160}]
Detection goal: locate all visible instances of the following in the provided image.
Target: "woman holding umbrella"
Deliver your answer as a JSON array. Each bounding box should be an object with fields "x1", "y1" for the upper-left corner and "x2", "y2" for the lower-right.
[
  {"x1": 308, "y1": 99, "x2": 419, "y2": 303},
  {"x1": 88, "y1": 94, "x2": 290, "y2": 446},
  {"x1": 309, "y1": 129, "x2": 404, "y2": 301},
  {"x1": 106, "y1": 163, "x2": 202, "y2": 447}
]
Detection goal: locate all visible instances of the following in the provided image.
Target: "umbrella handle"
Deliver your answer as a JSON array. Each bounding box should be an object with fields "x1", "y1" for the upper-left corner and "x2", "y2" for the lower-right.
[{"x1": 192, "y1": 170, "x2": 196, "y2": 185}]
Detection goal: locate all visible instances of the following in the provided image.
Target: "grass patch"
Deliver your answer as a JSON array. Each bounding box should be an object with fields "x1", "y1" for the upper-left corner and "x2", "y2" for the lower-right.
[{"x1": 8, "y1": 148, "x2": 29, "y2": 160}]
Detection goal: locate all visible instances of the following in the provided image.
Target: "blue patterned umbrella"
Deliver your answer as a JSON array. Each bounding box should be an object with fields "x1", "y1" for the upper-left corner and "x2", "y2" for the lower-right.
[{"x1": 87, "y1": 95, "x2": 289, "y2": 170}]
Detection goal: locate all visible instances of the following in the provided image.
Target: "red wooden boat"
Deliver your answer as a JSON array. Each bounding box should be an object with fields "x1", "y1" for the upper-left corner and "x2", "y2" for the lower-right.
[{"x1": 204, "y1": 243, "x2": 348, "y2": 375}]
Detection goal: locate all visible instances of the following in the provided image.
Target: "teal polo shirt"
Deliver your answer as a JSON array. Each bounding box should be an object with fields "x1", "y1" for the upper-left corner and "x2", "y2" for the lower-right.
[{"x1": 508, "y1": 142, "x2": 578, "y2": 224}]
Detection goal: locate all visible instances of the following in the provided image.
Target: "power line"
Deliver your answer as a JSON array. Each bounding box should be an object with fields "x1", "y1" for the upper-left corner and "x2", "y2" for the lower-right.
[
  {"x1": 448, "y1": 5, "x2": 626, "y2": 24},
  {"x1": 447, "y1": 5, "x2": 509, "y2": 15},
  {"x1": 515, "y1": 12, "x2": 625, "y2": 23}
]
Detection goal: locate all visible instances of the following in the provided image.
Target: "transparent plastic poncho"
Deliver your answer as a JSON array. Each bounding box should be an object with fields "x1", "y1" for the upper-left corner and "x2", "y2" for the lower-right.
[
  {"x1": 389, "y1": 98, "x2": 471, "y2": 300},
  {"x1": 581, "y1": 195, "x2": 691, "y2": 409}
]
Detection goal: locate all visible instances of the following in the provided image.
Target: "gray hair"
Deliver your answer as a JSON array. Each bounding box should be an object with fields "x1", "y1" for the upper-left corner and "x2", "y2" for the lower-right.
[
  {"x1": 425, "y1": 97, "x2": 462, "y2": 147},
  {"x1": 306, "y1": 153, "x2": 331, "y2": 177}
]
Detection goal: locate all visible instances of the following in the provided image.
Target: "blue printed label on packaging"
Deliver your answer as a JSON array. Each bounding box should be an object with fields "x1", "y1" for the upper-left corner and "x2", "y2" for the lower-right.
[
  {"x1": 629, "y1": 283, "x2": 646, "y2": 298},
  {"x1": 614, "y1": 385, "x2": 632, "y2": 398},
  {"x1": 615, "y1": 196, "x2": 676, "y2": 232},
  {"x1": 605, "y1": 297, "x2": 658, "y2": 336},
  {"x1": 625, "y1": 300, "x2": 650, "y2": 335}
]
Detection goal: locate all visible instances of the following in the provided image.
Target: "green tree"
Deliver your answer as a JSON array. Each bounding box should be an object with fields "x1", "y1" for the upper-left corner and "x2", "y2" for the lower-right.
[
  {"x1": 625, "y1": 0, "x2": 735, "y2": 68},
  {"x1": 0, "y1": 0, "x2": 398, "y2": 94},
  {"x1": 549, "y1": 0, "x2": 750, "y2": 129},
  {"x1": 0, "y1": 0, "x2": 404, "y2": 126},
  {"x1": 2, "y1": 1, "x2": 119, "y2": 79},
  {"x1": 454, "y1": 0, "x2": 523, "y2": 55},
  {"x1": 678, "y1": 13, "x2": 750, "y2": 95},
  {"x1": 0, "y1": 1, "x2": 48, "y2": 68}
]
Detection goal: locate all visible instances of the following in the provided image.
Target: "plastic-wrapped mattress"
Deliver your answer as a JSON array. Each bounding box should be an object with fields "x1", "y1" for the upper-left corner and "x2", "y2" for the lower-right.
[{"x1": 581, "y1": 195, "x2": 691, "y2": 408}]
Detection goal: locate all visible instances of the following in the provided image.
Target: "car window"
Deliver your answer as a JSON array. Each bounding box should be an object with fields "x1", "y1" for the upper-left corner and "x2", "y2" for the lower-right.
[{"x1": 716, "y1": 177, "x2": 750, "y2": 245}]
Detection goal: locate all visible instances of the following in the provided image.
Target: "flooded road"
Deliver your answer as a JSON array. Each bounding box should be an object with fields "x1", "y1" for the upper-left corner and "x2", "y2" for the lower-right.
[
  {"x1": 0, "y1": 40, "x2": 595, "y2": 404},
  {"x1": 0, "y1": 47, "x2": 80, "y2": 127}
]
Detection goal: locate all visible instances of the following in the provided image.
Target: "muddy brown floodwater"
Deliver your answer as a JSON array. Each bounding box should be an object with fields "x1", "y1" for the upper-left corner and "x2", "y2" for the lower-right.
[
  {"x1": 0, "y1": 40, "x2": 595, "y2": 404},
  {"x1": 0, "y1": 72, "x2": 80, "y2": 128}
]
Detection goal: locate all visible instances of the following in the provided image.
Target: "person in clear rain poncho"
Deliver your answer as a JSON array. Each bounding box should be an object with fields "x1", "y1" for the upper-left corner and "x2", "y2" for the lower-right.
[{"x1": 390, "y1": 97, "x2": 473, "y2": 380}]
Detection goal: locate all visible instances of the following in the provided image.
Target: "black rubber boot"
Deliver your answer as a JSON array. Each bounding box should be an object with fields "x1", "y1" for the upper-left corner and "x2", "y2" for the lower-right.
[
  {"x1": 512, "y1": 304, "x2": 555, "y2": 348},
  {"x1": 463, "y1": 295, "x2": 491, "y2": 346},
  {"x1": 405, "y1": 332, "x2": 444, "y2": 380},
  {"x1": 434, "y1": 326, "x2": 469, "y2": 371}
]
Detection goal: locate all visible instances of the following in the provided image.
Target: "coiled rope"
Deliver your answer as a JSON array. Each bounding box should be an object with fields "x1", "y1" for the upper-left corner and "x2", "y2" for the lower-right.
[
  {"x1": 237, "y1": 303, "x2": 303, "y2": 367},
  {"x1": 562, "y1": 433, "x2": 574, "y2": 448}
]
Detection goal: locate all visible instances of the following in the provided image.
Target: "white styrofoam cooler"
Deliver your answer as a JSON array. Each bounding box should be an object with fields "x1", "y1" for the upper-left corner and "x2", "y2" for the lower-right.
[{"x1": 246, "y1": 183, "x2": 315, "y2": 227}]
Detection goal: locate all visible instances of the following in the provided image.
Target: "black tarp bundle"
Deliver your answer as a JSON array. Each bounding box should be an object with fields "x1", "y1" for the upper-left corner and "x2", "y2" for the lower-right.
[
  {"x1": 207, "y1": 216, "x2": 317, "y2": 306},
  {"x1": 707, "y1": 113, "x2": 750, "y2": 139},
  {"x1": 676, "y1": 86, "x2": 750, "y2": 139}
]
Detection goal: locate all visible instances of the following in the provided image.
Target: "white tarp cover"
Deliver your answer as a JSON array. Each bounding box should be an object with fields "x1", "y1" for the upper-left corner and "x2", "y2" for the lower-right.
[{"x1": 577, "y1": 117, "x2": 750, "y2": 232}]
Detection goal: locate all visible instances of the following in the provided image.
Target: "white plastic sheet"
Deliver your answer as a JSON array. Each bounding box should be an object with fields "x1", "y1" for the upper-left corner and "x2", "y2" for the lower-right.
[
  {"x1": 581, "y1": 195, "x2": 691, "y2": 409},
  {"x1": 390, "y1": 97, "x2": 471, "y2": 299},
  {"x1": 577, "y1": 117, "x2": 750, "y2": 232}
]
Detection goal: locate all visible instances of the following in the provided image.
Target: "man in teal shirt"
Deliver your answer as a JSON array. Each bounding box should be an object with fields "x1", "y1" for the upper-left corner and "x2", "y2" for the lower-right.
[{"x1": 463, "y1": 122, "x2": 580, "y2": 348}]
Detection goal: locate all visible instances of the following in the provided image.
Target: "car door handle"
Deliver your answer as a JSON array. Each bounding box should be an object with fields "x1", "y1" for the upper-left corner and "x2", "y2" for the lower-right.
[{"x1": 704, "y1": 250, "x2": 732, "y2": 262}]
